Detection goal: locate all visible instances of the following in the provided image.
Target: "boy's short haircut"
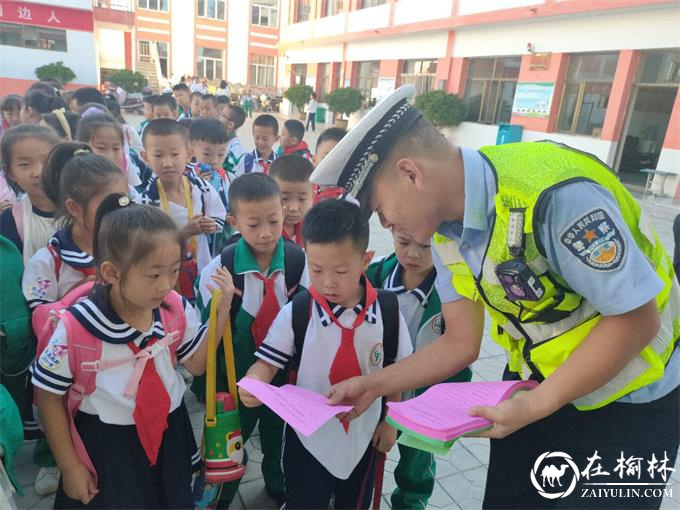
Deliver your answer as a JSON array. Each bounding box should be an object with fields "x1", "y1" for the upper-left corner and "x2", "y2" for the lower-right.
[
  {"x1": 142, "y1": 118, "x2": 187, "y2": 145},
  {"x1": 216, "y1": 95, "x2": 230, "y2": 105},
  {"x1": 316, "y1": 127, "x2": 347, "y2": 151},
  {"x1": 302, "y1": 199, "x2": 369, "y2": 252},
  {"x1": 178, "y1": 117, "x2": 194, "y2": 132},
  {"x1": 269, "y1": 155, "x2": 314, "y2": 183},
  {"x1": 189, "y1": 118, "x2": 228, "y2": 145},
  {"x1": 1, "y1": 94, "x2": 23, "y2": 112},
  {"x1": 253, "y1": 114, "x2": 279, "y2": 136},
  {"x1": 72, "y1": 87, "x2": 105, "y2": 107},
  {"x1": 228, "y1": 173, "x2": 280, "y2": 214},
  {"x1": 227, "y1": 104, "x2": 246, "y2": 130},
  {"x1": 143, "y1": 94, "x2": 158, "y2": 105},
  {"x1": 283, "y1": 119, "x2": 305, "y2": 143},
  {"x1": 173, "y1": 83, "x2": 190, "y2": 93},
  {"x1": 153, "y1": 94, "x2": 178, "y2": 112},
  {"x1": 190, "y1": 91, "x2": 203, "y2": 100},
  {"x1": 201, "y1": 94, "x2": 218, "y2": 107}
]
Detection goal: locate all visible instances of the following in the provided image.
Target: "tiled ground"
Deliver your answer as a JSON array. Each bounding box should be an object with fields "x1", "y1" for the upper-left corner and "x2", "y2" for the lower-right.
[{"x1": 8, "y1": 114, "x2": 680, "y2": 509}]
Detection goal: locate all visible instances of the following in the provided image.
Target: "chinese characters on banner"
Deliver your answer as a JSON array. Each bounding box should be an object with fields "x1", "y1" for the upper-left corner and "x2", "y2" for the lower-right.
[{"x1": 0, "y1": 1, "x2": 94, "y2": 32}]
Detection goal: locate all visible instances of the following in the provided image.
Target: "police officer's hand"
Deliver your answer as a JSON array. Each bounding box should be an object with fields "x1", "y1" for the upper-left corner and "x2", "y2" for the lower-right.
[
  {"x1": 326, "y1": 375, "x2": 380, "y2": 422},
  {"x1": 468, "y1": 388, "x2": 545, "y2": 439}
]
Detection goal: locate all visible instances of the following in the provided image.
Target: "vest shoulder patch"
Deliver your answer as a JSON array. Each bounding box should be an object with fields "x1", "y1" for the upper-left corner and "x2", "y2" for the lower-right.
[{"x1": 560, "y1": 208, "x2": 626, "y2": 271}]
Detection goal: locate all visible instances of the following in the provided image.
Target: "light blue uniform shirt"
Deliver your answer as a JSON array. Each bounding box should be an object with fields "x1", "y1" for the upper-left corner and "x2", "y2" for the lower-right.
[{"x1": 431, "y1": 146, "x2": 679, "y2": 403}]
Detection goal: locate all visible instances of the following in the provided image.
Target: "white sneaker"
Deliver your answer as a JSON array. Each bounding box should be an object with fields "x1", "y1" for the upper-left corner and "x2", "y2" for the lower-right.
[{"x1": 34, "y1": 466, "x2": 60, "y2": 496}]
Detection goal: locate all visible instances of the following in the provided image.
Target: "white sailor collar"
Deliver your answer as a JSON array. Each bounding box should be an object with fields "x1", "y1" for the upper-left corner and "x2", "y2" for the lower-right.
[
  {"x1": 49, "y1": 226, "x2": 95, "y2": 270},
  {"x1": 314, "y1": 280, "x2": 378, "y2": 327},
  {"x1": 383, "y1": 263, "x2": 436, "y2": 307}
]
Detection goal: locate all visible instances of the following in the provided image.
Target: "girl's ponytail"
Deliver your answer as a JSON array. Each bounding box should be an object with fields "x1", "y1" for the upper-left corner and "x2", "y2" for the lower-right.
[
  {"x1": 93, "y1": 193, "x2": 130, "y2": 261},
  {"x1": 41, "y1": 142, "x2": 91, "y2": 206}
]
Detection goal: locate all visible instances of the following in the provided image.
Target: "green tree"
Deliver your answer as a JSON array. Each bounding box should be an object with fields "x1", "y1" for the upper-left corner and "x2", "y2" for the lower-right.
[
  {"x1": 284, "y1": 84, "x2": 314, "y2": 113},
  {"x1": 326, "y1": 87, "x2": 364, "y2": 119},
  {"x1": 414, "y1": 90, "x2": 465, "y2": 128},
  {"x1": 107, "y1": 69, "x2": 148, "y2": 93},
  {"x1": 34, "y1": 61, "x2": 76, "y2": 85}
]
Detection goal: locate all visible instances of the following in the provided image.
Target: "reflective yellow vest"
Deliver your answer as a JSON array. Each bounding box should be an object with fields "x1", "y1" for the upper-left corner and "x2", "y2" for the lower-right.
[{"x1": 432, "y1": 142, "x2": 680, "y2": 410}]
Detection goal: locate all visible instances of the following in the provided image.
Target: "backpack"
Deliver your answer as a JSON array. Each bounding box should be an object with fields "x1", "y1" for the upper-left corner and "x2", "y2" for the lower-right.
[
  {"x1": 219, "y1": 239, "x2": 306, "y2": 323},
  {"x1": 35, "y1": 288, "x2": 187, "y2": 483},
  {"x1": 288, "y1": 289, "x2": 400, "y2": 380}
]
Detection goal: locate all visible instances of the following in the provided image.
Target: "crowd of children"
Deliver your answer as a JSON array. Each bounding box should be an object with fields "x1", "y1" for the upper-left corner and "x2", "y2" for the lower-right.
[{"x1": 0, "y1": 80, "x2": 469, "y2": 510}]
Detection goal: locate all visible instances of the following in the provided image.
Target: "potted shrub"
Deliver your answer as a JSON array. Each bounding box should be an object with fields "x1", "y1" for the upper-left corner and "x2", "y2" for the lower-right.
[
  {"x1": 326, "y1": 87, "x2": 363, "y2": 129},
  {"x1": 106, "y1": 69, "x2": 148, "y2": 93},
  {"x1": 35, "y1": 61, "x2": 76, "y2": 85},
  {"x1": 414, "y1": 90, "x2": 465, "y2": 139},
  {"x1": 284, "y1": 84, "x2": 314, "y2": 120}
]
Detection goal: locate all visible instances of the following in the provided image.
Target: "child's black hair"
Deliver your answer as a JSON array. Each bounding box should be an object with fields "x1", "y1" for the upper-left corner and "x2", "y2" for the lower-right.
[
  {"x1": 27, "y1": 82, "x2": 59, "y2": 97},
  {"x1": 76, "y1": 112, "x2": 124, "y2": 145},
  {"x1": 42, "y1": 144, "x2": 124, "y2": 225},
  {"x1": 228, "y1": 173, "x2": 280, "y2": 214},
  {"x1": 227, "y1": 104, "x2": 246, "y2": 130},
  {"x1": 253, "y1": 114, "x2": 279, "y2": 136},
  {"x1": 189, "y1": 119, "x2": 228, "y2": 145},
  {"x1": 71, "y1": 87, "x2": 105, "y2": 108},
  {"x1": 143, "y1": 94, "x2": 158, "y2": 105},
  {"x1": 216, "y1": 95, "x2": 230, "y2": 106},
  {"x1": 302, "y1": 199, "x2": 369, "y2": 252},
  {"x1": 316, "y1": 126, "x2": 347, "y2": 151},
  {"x1": 93, "y1": 193, "x2": 184, "y2": 297},
  {"x1": 269, "y1": 155, "x2": 314, "y2": 183},
  {"x1": 40, "y1": 111, "x2": 81, "y2": 140},
  {"x1": 153, "y1": 94, "x2": 178, "y2": 112},
  {"x1": 23, "y1": 90, "x2": 66, "y2": 115},
  {"x1": 201, "y1": 94, "x2": 218, "y2": 107},
  {"x1": 0, "y1": 125, "x2": 60, "y2": 177},
  {"x1": 142, "y1": 118, "x2": 188, "y2": 145},
  {"x1": 190, "y1": 91, "x2": 203, "y2": 100},
  {"x1": 173, "y1": 83, "x2": 190, "y2": 93},
  {"x1": 178, "y1": 117, "x2": 194, "y2": 132},
  {"x1": 283, "y1": 119, "x2": 305, "y2": 143},
  {"x1": 103, "y1": 95, "x2": 126, "y2": 124},
  {"x1": 1, "y1": 95, "x2": 23, "y2": 113}
]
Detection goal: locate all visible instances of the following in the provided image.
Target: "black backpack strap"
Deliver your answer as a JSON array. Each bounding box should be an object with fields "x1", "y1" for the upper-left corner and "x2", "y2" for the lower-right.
[
  {"x1": 377, "y1": 289, "x2": 399, "y2": 367},
  {"x1": 289, "y1": 290, "x2": 311, "y2": 372},
  {"x1": 282, "y1": 240, "x2": 306, "y2": 297},
  {"x1": 220, "y1": 243, "x2": 244, "y2": 322}
]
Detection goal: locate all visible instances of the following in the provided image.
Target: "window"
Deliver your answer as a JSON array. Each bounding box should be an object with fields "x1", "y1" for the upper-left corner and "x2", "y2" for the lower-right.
[
  {"x1": 464, "y1": 57, "x2": 520, "y2": 125},
  {"x1": 137, "y1": 0, "x2": 168, "y2": 11},
  {"x1": 138, "y1": 40, "x2": 150, "y2": 62},
  {"x1": 0, "y1": 22, "x2": 67, "y2": 51},
  {"x1": 317, "y1": 63, "x2": 331, "y2": 101},
  {"x1": 295, "y1": 0, "x2": 311, "y2": 22},
  {"x1": 355, "y1": 61, "x2": 380, "y2": 103},
  {"x1": 358, "y1": 0, "x2": 386, "y2": 8},
  {"x1": 321, "y1": 0, "x2": 344, "y2": 17},
  {"x1": 197, "y1": 47, "x2": 223, "y2": 80},
  {"x1": 252, "y1": 0, "x2": 278, "y2": 27},
  {"x1": 291, "y1": 64, "x2": 308, "y2": 86},
  {"x1": 156, "y1": 41, "x2": 168, "y2": 78},
  {"x1": 400, "y1": 59, "x2": 437, "y2": 97},
  {"x1": 638, "y1": 50, "x2": 680, "y2": 85},
  {"x1": 557, "y1": 53, "x2": 618, "y2": 136},
  {"x1": 198, "y1": 0, "x2": 225, "y2": 20},
  {"x1": 250, "y1": 55, "x2": 276, "y2": 87}
]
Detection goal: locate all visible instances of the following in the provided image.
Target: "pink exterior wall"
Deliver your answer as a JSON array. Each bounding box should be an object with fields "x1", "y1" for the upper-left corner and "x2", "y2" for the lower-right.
[{"x1": 600, "y1": 50, "x2": 641, "y2": 142}]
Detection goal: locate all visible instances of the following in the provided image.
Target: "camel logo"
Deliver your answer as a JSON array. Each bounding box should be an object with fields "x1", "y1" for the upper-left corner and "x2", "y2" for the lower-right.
[{"x1": 531, "y1": 451, "x2": 580, "y2": 499}]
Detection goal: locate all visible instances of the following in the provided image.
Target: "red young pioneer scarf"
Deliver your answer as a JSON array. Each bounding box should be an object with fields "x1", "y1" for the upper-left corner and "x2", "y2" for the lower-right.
[
  {"x1": 127, "y1": 337, "x2": 171, "y2": 465},
  {"x1": 251, "y1": 272, "x2": 281, "y2": 349},
  {"x1": 308, "y1": 281, "x2": 378, "y2": 432},
  {"x1": 281, "y1": 223, "x2": 303, "y2": 248}
]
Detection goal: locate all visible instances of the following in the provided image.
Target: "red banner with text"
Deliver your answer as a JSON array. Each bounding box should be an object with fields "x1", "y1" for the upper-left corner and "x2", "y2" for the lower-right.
[{"x1": 0, "y1": 1, "x2": 94, "y2": 32}]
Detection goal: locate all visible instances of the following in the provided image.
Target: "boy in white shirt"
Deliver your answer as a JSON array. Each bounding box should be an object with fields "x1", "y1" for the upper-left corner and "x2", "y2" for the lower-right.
[{"x1": 240, "y1": 199, "x2": 413, "y2": 509}]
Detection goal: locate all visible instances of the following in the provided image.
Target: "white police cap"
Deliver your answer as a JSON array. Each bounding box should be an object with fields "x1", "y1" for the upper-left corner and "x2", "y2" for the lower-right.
[{"x1": 310, "y1": 85, "x2": 421, "y2": 213}]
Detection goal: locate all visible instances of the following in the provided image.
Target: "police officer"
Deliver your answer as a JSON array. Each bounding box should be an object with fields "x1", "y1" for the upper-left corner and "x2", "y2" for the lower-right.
[{"x1": 313, "y1": 86, "x2": 679, "y2": 509}]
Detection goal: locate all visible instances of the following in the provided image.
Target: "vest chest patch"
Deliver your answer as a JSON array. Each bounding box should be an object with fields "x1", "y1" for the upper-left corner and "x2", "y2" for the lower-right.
[{"x1": 560, "y1": 208, "x2": 626, "y2": 271}]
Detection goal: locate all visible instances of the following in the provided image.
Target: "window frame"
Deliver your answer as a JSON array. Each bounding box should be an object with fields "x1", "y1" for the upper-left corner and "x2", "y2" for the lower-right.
[
  {"x1": 355, "y1": 60, "x2": 380, "y2": 103},
  {"x1": 197, "y1": 47, "x2": 224, "y2": 81},
  {"x1": 197, "y1": 0, "x2": 226, "y2": 20},
  {"x1": 137, "y1": 0, "x2": 169, "y2": 12},
  {"x1": 556, "y1": 52, "x2": 619, "y2": 137},
  {"x1": 250, "y1": 54, "x2": 276, "y2": 87},
  {"x1": 0, "y1": 22, "x2": 67, "y2": 52},
  {"x1": 321, "y1": 0, "x2": 344, "y2": 17},
  {"x1": 358, "y1": 0, "x2": 386, "y2": 8},
  {"x1": 400, "y1": 59, "x2": 438, "y2": 97},
  {"x1": 252, "y1": 1, "x2": 279, "y2": 27},
  {"x1": 294, "y1": 0, "x2": 311, "y2": 23},
  {"x1": 464, "y1": 56, "x2": 521, "y2": 125}
]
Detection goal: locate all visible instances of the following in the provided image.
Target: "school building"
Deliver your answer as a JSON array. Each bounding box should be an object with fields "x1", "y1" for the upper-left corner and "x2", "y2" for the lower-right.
[{"x1": 277, "y1": 0, "x2": 680, "y2": 194}]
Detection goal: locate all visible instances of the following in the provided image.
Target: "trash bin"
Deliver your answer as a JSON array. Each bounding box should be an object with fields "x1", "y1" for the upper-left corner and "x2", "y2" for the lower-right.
[
  {"x1": 316, "y1": 106, "x2": 326, "y2": 124},
  {"x1": 496, "y1": 124, "x2": 523, "y2": 145}
]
